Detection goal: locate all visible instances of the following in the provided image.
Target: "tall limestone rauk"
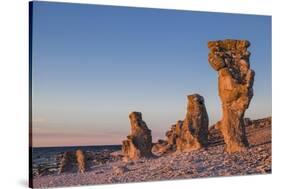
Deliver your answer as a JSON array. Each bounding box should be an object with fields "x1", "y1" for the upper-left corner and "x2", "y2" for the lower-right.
[
  {"x1": 152, "y1": 94, "x2": 209, "y2": 154},
  {"x1": 207, "y1": 39, "x2": 255, "y2": 153},
  {"x1": 122, "y1": 112, "x2": 153, "y2": 160},
  {"x1": 176, "y1": 94, "x2": 209, "y2": 152}
]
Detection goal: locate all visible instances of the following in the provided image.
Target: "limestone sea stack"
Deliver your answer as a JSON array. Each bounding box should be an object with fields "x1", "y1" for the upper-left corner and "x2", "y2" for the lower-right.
[
  {"x1": 76, "y1": 149, "x2": 86, "y2": 173},
  {"x1": 207, "y1": 39, "x2": 255, "y2": 153},
  {"x1": 58, "y1": 149, "x2": 87, "y2": 174},
  {"x1": 177, "y1": 94, "x2": 209, "y2": 152},
  {"x1": 122, "y1": 112, "x2": 153, "y2": 160}
]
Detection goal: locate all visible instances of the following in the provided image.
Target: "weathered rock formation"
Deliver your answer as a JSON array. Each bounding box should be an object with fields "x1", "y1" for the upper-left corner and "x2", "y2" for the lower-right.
[
  {"x1": 152, "y1": 94, "x2": 208, "y2": 154},
  {"x1": 176, "y1": 94, "x2": 209, "y2": 152},
  {"x1": 151, "y1": 139, "x2": 170, "y2": 155},
  {"x1": 152, "y1": 121, "x2": 183, "y2": 155},
  {"x1": 208, "y1": 117, "x2": 271, "y2": 148},
  {"x1": 76, "y1": 149, "x2": 86, "y2": 173},
  {"x1": 58, "y1": 151, "x2": 76, "y2": 174},
  {"x1": 58, "y1": 149, "x2": 87, "y2": 174},
  {"x1": 122, "y1": 112, "x2": 153, "y2": 160},
  {"x1": 207, "y1": 39, "x2": 255, "y2": 153},
  {"x1": 166, "y1": 120, "x2": 183, "y2": 146}
]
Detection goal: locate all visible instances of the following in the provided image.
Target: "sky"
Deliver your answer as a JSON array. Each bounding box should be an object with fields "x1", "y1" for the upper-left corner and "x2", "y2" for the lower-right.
[{"x1": 31, "y1": 2, "x2": 272, "y2": 147}]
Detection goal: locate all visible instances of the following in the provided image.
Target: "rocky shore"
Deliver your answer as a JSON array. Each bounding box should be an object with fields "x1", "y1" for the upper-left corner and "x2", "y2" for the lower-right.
[
  {"x1": 32, "y1": 39, "x2": 271, "y2": 188},
  {"x1": 32, "y1": 148, "x2": 122, "y2": 177},
  {"x1": 33, "y1": 117, "x2": 271, "y2": 188}
]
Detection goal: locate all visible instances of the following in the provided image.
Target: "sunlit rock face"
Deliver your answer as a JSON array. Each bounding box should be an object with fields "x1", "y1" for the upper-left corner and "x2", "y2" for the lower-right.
[
  {"x1": 166, "y1": 120, "x2": 183, "y2": 146},
  {"x1": 122, "y1": 112, "x2": 153, "y2": 160},
  {"x1": 58, "y1": 149, "x2": 86, "y2": 174},
  {"x1": 208, "y1": 39, "x2": 255, "y2": 153},
  {"x1": 76, "y1": 149, "x2": 86, "y2": 173},
  {"x1": 152, "y1": 120, "x2": 183, "y2": 155},
  {"x1": 176, "y1": 94, "x2": 209, "y2": 152}
]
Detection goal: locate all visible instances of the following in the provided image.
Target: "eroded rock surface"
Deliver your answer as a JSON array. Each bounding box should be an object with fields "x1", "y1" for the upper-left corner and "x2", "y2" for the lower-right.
[
  {"x1": 58, "y1": 149, "x2": 89, "y2": 174},
  {"x1": 152, "y1": 121, "x2": 183, "y2": 154},
  {"x1": 176, "y1": 94, "x2": 209, "y2": 152},
  {"x1": 76, "y1": 150, "x2": 86, "y2": 173},
  {"x1": 152, "y1": 94, "x2": 208, "y2": 154},
  {"x1": 122, "y1": 112, "x2": 153, "y2": 160},
  {"x1": 208, "y1": 39, "x2": 255, "y2": 153},
  {"x1": 166, "y1": 121, "x2": 183, "y2": 146},
  {"x1": 58, "y1": 151, "x2": 76, "y2": 174},
  {"x1": 151, "y1": 139, "x2": 170, "y2": 155}
]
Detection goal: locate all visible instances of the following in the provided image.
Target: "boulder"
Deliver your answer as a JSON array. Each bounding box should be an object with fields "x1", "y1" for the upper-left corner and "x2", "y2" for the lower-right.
[
  {"x1": 207, "y1": 39, "x2": 255, "y2": 153},
  {"x1": 122, "y1": 112, "x2": 153, "y2": 160}
]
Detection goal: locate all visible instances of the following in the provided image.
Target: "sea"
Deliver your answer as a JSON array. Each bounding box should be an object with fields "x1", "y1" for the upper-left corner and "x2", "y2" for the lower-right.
[{"x1": 31, "y1": 145, "x2": 121, "y2": 176}]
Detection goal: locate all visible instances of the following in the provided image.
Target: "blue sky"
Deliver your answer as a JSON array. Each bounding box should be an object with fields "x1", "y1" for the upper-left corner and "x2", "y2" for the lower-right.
[{"x1": 31, "y1": 2, "x2": 271, "y2": 147}]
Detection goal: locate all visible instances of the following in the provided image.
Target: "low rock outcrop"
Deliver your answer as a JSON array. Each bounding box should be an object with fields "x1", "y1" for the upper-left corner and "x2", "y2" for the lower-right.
[
  {"x1": 208, "y1": 39, "x2": 255, "y2": 153},
  {"x1": 176, "y1": 94, "x2": 209, "y2": 152},
  {"x1": 152, "y1": 139, "x2": 171, "y2": 155},
  {"x1": 58, "y1": 149, "x2": 87, "y2": 174},
  {"x1": 122, "y1": 112, "x2": 153, "y2": 160},
  {"x1": 154, "y1": 120, "x2": 183, "y2": 154},
  {"x1": 58, "y1": 151, "x2": 77, "y2": 174},
  {"x1": 166, "y1": 120, "x2": 183, "y2": 146}
]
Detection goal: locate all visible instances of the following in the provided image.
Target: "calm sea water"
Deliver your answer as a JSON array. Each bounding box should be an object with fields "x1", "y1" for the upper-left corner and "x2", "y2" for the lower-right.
[
  {"x1": 32, "y1": 145, "x2": 121, "y2": 176},
  {"x1": 33, "y1": 145, "x2": 121, "y2": 156}
]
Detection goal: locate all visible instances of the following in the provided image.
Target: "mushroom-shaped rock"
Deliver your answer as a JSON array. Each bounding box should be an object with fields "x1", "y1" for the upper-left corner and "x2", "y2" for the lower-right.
[
  {"x1": 122, "y1": 112, "x2": 153, "y2": 160},
  {"x1": 207, "y1": 39, "x2": 255, "y2": 153}
]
